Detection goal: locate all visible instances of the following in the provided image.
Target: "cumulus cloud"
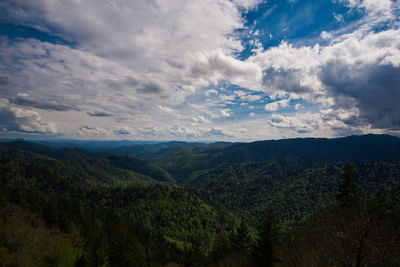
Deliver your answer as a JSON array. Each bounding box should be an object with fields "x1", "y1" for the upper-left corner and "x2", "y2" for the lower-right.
[
  {"x1": 0, "y1": 99, "x2": 57, "y2": 134},
  {"x1": 294, "y1": 104, "x2": 305, "y2": 110},
  {"x1": 248, "y1": 6, "x2": 400, "y2": 133},
  {"x1": 192, "y1": 116, "x2": 211, "y2": 124},
  {"x1": 268, "y1": 113, "x2": 318, "y2": 133},
  {"x1": 320, "y1": 61, "x2": 400, "y2": 129},
  {"x1": 264, "y1": 99, "x2": 290, "y2": 111},
  {"x1": 240, "y1": 94, "x2": 262, "y2": 102},
  {"x1": 320, "y1": 31, "x2": 333, "y2": 40},
  {"x1": 0, "y1": 0, "x2": 262, "y2": 97},
  {"x1": 338, "y1": 0, "x2": 394, "y2": 17},
  {"x1": 207, "y1": 127, "x2": 233, "y2": 137},
  {"x1": 205, "y1": 89, "x2": 219, "y2": 97},
  {"x1": 189, "y1": 50, "x2": 262, "y2": 89},
  {"x1": 78, "y1": 125, "x2": 109, "y2": 136},
  {"x1": 167, "y1": 125, "x2": 233, "y2": 139},
  {"x1": 0, "y1": 0, "x2": 399, "y2": 140},
  {"x1": 0, "y1": 0, "x2": 265, "y2": 139},
  {"x1": 217, "y1": 109, "x2": 235, "y2": 119}
]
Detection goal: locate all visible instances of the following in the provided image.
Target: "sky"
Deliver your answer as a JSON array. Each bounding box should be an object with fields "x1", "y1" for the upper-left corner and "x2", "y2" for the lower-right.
[{"x1": 0, "y1": 0, "x2": 399, "y2": 141}]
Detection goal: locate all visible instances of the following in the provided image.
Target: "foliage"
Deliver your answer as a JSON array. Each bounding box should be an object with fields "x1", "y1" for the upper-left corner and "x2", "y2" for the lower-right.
[
  {"x1": 252, "y1": 210, "x2": 279, "y2": 267},
  {"x1": 1, "y1": 138, "x2": 400, "y2": 266},
  {"x1": 336, "y1": 164, "x2": 359, "y2": 208}
]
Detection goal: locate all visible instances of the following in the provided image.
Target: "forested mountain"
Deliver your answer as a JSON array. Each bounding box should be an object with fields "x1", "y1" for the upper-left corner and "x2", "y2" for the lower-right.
[
  {"x1": 203, "y1": 161, "x2": 400, "y2": 229},
  {"x1": 1, "y1": 135, "x2": 399, "y2": 266},
  {"x1": 154, "y1": 134, "x2": 400, "y2": 181}
]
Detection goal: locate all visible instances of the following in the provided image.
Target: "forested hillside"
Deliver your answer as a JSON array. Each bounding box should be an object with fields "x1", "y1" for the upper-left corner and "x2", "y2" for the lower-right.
[
  {"x1": 1, "y1": 135, "x2": 399, "y2": 266},
  {"x1": 137, "y1": 134, "x2": 400, "y2": 181}
]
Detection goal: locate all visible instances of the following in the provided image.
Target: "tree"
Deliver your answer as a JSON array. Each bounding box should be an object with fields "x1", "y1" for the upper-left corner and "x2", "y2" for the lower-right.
[
  {"x1": 336, "y1": 164, "x2": 358, "y2": 208},
  {"x1": 210, "y1": 231, "x2": 233, "y2": 263},
  {"x1": 253, "y1": 209, "x2": 279, "y2": 267},
  {"x1": 231, "y1": 221, "x2": 254, "y2": 252},
  {"x1": 108, "y1": 219, "x2": 147, "y2": 267}
]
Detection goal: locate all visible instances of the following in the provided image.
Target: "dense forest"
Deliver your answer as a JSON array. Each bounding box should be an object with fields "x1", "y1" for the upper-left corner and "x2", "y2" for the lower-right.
[{"x1": 0, "y1": 134, "x2": 399, "y2": 266}]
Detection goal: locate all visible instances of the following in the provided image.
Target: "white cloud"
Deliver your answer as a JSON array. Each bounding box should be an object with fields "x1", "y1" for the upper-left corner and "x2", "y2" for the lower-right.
[
  {"x1": 189, "y1": 50, "x2": 262, "y2": 89},
  {"x1": 219, "y1": 94, "x2": 236, "y2": 102},
  {"x1": 207, "y1": 127, "x2": 233, "y2": 137},
  {"x1": 79, "y1": 125, "x2": 109, "y2": 136},
  {"x1": 192, "y1": 116, "x2": 211, "y2": 124},
  {"x1": 0, "y1": 0, "x2": 399, "y2": 140},
  {"x1": 321, "y1": 31, "x2": 333, "y2": 40},
  {"x1": 205, "y1": 89, "x2": 219, "y2": 97},
  {"x1": 158, "y1": 105, "x2": 175, "y2": 114},
  {"x1": 0, "y1": 0, "x2": 262, "y2": 140},
  {"x1": 0, "y1": 99, "x2": 57, "y2": 134},
  {"x1": 294, "y1": 104, "x2": 305, "y2": 110},
  {"x1": 240, "y1": 94, "x2": 262, "y2": 102},
  {"x1": 268, "y1": 113, "x2": 318, "y2": 133},
  {"x1": 333, "y1": 13, "x2": 344, "y2": 22},
  {"x1": 219, "y1": 109, "x2": 235, "y2": 119},
  {"x1": 264, "y1": 99, "x2": 290, "y2": 111},
  {"x1": 247, "y1": 6, "x2": 400, "y2": 132},
  {"x1": 338, "y1": 0, "x2": 393, "y2": 17},
  {"x1": 0, "y1": 0, "x2": 264, "y2": 97}
]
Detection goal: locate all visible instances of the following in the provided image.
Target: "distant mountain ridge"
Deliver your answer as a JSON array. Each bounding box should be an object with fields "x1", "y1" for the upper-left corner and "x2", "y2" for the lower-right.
[
  {"x1": 153, "y1": 134, "x2": 400, "y2": 181},
  {"x1": 0, "y1": 140, "x2": 174, "y2": 185}
]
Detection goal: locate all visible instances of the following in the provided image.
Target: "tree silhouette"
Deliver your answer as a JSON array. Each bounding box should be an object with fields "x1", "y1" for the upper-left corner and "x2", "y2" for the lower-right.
[
  {"x1": 336, "y1": 164, "x2": 358, "y2": 208},
  {"x1": 253, "y1": 209, "x2": 279, "y2": 267},
  {"x1": 231, "y1": 221, "x2": 254, "y2": 252}
]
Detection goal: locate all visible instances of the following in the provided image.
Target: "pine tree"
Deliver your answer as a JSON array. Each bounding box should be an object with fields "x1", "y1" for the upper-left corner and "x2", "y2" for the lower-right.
[
  {"x1": 231, "y1": 221, "x2": 254, "y2": 252},
  {"x1": 210, "y1": 231, "x2": 233, "y2": 263},
  {"x1": 253, "y1": 209, "x2": 278, "y2": 267},
  {"x1": 336, "y1": 164, "x2": 359, "y2": 208},
  {"x1": 108, "y1": 219, "x2": 147, "y2": 267}
]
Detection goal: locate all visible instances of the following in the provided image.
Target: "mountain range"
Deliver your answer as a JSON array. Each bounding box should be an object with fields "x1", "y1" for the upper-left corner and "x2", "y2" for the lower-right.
[{"x1": 1, "y1": 134, "x2": 399, "y2": 265}]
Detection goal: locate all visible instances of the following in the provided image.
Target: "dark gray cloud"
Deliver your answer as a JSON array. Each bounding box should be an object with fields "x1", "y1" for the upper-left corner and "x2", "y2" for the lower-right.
[
  {"x1": 320, "y1": 61, "x2": 400, "y2": 130},
  {"x1": 0, "y1": 76, "x2": 10, "y2": 85},
  {"x1": 10, "y1": 94, "x2": 79, "y2": 112},
  {"x1": 87, "y1": 111, "x2": 113, "y2": 117},
  {"x1": 262, "y1": 68, "x2": 312, "y2": 93},
  {"x1": 208, "y1": 128, "x2": 232, "y2": 137},
  {"x1": 114, "y1": 129, "x2": 132, "y2": 135},
  {"x1": 137, "y1": 82, "x2": 163, "y2": 94},
  {"x1": 104, "y1": 77, "x2": 138, "y2": 91}
]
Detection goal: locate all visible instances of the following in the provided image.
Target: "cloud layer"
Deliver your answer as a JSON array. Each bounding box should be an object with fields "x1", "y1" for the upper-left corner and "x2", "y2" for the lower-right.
[{"x1": 0, "y1": 0, "x2": 399, "y2": 140}]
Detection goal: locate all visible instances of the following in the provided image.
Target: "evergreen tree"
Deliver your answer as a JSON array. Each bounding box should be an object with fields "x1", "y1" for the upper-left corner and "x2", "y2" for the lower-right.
[
  {"x1": 108, "y1": 219, "x2": 147, "y2": 267},
  {"x1": 336, "y1": 164, "x2": 358, "y2": 208},
  {"x1": 210, "y1": 231, "x2": 232, "y2": 263},
  {"x1": 231, "y1": 221, "x2": 254, "y2": 252},
  {"x1": 184, "y1": 238, "x2": 207, "y2": 267},
  {"x1": 253, "y1": 209, "x2": 278, "y2": 267}
]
